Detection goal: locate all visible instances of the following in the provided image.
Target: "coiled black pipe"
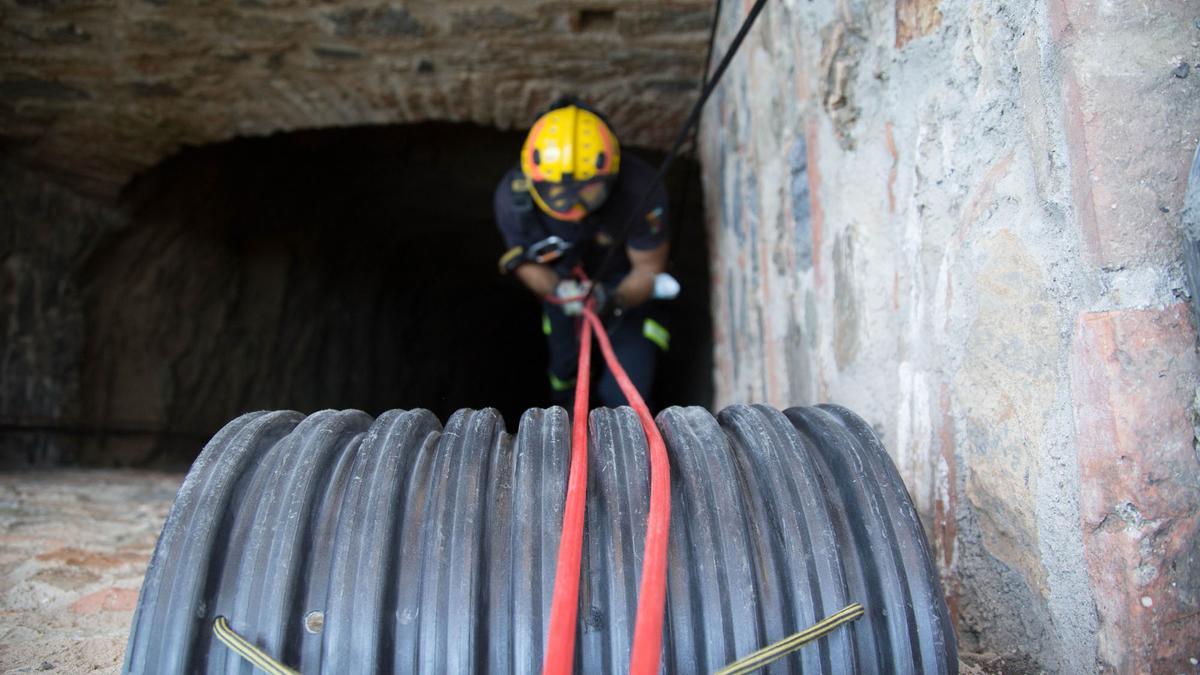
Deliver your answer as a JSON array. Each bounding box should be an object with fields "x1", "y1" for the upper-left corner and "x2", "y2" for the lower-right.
[{"x1": 123, "y1": 405, "x2": 956, "y2": 673}]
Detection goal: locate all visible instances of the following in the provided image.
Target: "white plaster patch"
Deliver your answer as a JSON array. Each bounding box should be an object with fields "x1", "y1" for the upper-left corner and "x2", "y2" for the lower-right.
[
  {"x1": 895, "y1": 361, "x2": 934, "y2": 515},
  {"x1": 1094, "y1": 266, "x2": 1187, "y2": 312}
]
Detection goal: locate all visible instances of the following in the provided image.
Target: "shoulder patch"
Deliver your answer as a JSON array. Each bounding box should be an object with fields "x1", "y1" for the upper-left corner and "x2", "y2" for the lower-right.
[
  {"x1": 645, "y1": 207, "x2": 664, "y2": 235},
  {"x1": 511, "y1": 177, "x2": 533, "y2": 213}
]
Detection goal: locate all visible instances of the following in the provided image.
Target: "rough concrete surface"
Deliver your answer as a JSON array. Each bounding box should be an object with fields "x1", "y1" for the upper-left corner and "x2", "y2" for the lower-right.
[{"x1": 0, "y1": 471, "x2": 180, "y2": 673}]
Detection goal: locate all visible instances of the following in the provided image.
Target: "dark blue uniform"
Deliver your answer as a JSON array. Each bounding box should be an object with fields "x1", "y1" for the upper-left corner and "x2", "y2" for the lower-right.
[{"x1": 494, "y1": 153, "x2": 670, "y2": 408}]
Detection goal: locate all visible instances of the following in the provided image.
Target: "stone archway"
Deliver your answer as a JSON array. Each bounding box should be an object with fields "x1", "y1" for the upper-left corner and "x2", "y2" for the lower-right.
[{"x1": 65, "y1": 121, "x2": 710, "y2": 466}]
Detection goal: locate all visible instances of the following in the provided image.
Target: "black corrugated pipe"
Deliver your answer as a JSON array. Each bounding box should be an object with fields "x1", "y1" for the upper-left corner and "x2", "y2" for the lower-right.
[{"x1": 123, "y1": 404, "x2": 956, "y2": 673}]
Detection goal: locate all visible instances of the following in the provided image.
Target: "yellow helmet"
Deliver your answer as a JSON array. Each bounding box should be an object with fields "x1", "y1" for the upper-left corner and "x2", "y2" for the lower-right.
[{"x1": 520, "y1": 102, "x2": 621, "y2": 221}]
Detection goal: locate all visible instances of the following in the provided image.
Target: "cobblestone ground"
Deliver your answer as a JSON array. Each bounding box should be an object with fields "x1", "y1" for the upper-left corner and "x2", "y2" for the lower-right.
[{"x1": 0, "y1": 471, "x2": 181, "y2": 673}]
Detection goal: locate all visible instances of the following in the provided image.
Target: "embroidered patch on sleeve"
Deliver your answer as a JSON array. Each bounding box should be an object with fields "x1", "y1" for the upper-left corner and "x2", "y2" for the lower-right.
[{"x1": 645, "y1": 207, "x2": 664, "y2": 235}]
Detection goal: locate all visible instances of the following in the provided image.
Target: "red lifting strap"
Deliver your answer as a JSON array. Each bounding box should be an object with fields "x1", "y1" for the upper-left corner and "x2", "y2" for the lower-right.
[
  {"x1": 541, "y1": 304, "x2": 672, "y2": 675},
  {"x1": 541, "y1": 309, "x2": 592, "y2": 675}
]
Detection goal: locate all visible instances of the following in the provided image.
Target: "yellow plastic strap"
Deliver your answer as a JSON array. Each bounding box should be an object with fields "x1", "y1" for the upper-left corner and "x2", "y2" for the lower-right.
[
  {"x1": 542, "y1": 313, "x2": 552, "y2": 336},
  {"x1": 498, "y1": 246, "x2": 525, "y2": 274},
  {"x1": 642, "y1": 318, "x2": 670, "y2": 351},
  {"x1": 213, "y1": 616, "x2": 300, "y2": 675},
  {"x1": 548, "y1": 371, "x2": 576, "y2": 392},
  {"x1": 715, "y1": 603, "x2": 865, "y2": 675}
]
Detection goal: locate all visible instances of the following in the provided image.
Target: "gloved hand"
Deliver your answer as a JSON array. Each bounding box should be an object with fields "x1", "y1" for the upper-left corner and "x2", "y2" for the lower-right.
[
  {"x1": 589, "y1": 282, "x2": 621, "y2": 321},
  {"x1": 554, "y1": 279, "x2": 588, "y2": 316}
]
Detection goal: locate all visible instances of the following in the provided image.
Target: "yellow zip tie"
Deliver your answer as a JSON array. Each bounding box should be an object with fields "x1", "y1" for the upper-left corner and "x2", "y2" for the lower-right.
[
  {"x1": 213, "y1": 616, "x2": 300, "y2": 675},
  {"x1": 715, "y1": 603, "x2": 866, "y2": 675}
]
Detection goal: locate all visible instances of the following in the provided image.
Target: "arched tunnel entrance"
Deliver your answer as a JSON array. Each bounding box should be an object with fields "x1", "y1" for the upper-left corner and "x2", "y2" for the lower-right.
[{"x1": 79, "y1": 122, "x2": 712, "y2": 466}]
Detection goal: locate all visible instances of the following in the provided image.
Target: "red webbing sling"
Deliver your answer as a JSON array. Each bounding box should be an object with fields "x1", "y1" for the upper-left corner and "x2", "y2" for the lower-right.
[
  {"x1": 537, "y1": 3, "x2": 770, "y2": 667},
  {"x1": 541, "y1": 309, "x2": 593, "y2": 674},
  {"x1": 541, "y1": 302, "x2": 672, "y2": 675}
]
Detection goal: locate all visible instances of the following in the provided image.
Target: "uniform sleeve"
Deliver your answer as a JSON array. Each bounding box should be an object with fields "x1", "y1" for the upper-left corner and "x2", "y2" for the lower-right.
[
  {"x1": 494, "y1": 171, "x2": 535, "y2": 250},
  {"x1": 625, "y1": 178, "x2": 670, "y2": 251}
]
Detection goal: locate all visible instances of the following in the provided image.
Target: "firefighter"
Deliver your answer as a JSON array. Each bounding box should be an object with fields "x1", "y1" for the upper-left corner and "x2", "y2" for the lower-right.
[{"x1": 495, "y1": 97, "x2": 671, "y2": 408}]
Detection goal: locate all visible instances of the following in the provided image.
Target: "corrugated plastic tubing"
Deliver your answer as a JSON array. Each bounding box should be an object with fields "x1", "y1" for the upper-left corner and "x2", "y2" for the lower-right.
[{"x1": 123, "y1": 404, "x2": 957, "y2": 674}]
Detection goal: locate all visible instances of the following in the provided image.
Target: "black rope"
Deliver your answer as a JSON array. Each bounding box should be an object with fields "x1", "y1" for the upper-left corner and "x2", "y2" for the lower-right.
[
  {"x1": 589, "y1": 0, "x2": 769, "y2": 291},
  {"x1": 697, "y1": 0, "x2": 726, "y2": 119},
  {"x1": 669, "y1": 0, "x2": 726, "y2": 268},
  {"x1": 691, "y1": 0, "x2": 724, "y2": 153}
]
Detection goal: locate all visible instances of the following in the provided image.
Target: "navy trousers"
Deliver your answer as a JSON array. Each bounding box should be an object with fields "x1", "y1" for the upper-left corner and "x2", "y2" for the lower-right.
[{"x1": 542, "y1": 302, "x2": 669, "y2": 409}]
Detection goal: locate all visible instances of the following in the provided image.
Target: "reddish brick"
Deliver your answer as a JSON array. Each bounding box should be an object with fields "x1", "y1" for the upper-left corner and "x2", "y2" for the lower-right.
[
  {"x1": 1051, "y1": 0, "x2": 1200, "y2": 268},
  {"x1": 1069, "y1": 304, "x2": 1200, "y2": 672},
  {"x1": 70, "y1": 587, "x2": 141, "y2": 615},
  {"x1": 36, "y1": 547, "x2": 145, "y2": 570},
  {"x1": 1058, "y1": 64, "x2": 1103, "y2": 264}
]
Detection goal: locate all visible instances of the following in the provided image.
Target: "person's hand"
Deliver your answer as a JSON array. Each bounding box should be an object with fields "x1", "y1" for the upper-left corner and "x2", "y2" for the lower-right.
[
  {"x1": 555, "y1": 279, "x2": 588, "y2": 316},
  {"x1": 590, "y1": 283, "x2": 621, "y2": 321}
]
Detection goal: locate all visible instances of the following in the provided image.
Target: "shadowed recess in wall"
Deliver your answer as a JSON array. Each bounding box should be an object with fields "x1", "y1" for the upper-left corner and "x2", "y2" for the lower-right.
[{"x1": 37, "y1": 122, "x2": 711, "y2": 467}]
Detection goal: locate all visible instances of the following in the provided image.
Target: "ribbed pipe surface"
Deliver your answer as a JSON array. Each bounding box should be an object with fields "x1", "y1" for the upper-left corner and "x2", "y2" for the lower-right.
[{"x1": 124, "y1": 405, "x2": 956, "y2": 674}]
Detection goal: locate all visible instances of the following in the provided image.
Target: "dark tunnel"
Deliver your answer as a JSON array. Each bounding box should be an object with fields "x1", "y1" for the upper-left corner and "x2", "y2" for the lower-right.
[{"x1": 66, "y1": 122, "x2": 712, "y2": 467}]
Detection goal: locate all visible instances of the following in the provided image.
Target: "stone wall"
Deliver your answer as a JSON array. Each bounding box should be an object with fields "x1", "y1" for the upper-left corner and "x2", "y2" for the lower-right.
[
  {"x1": 699, "y1": 0, "x2": 1200, "y2": 671},
  {"x1": 2, "y1": 0, "x2": 711, "y2": 198},
  {"x1": 0, "y1": 160, "x2": 128, "y2": 464}
]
